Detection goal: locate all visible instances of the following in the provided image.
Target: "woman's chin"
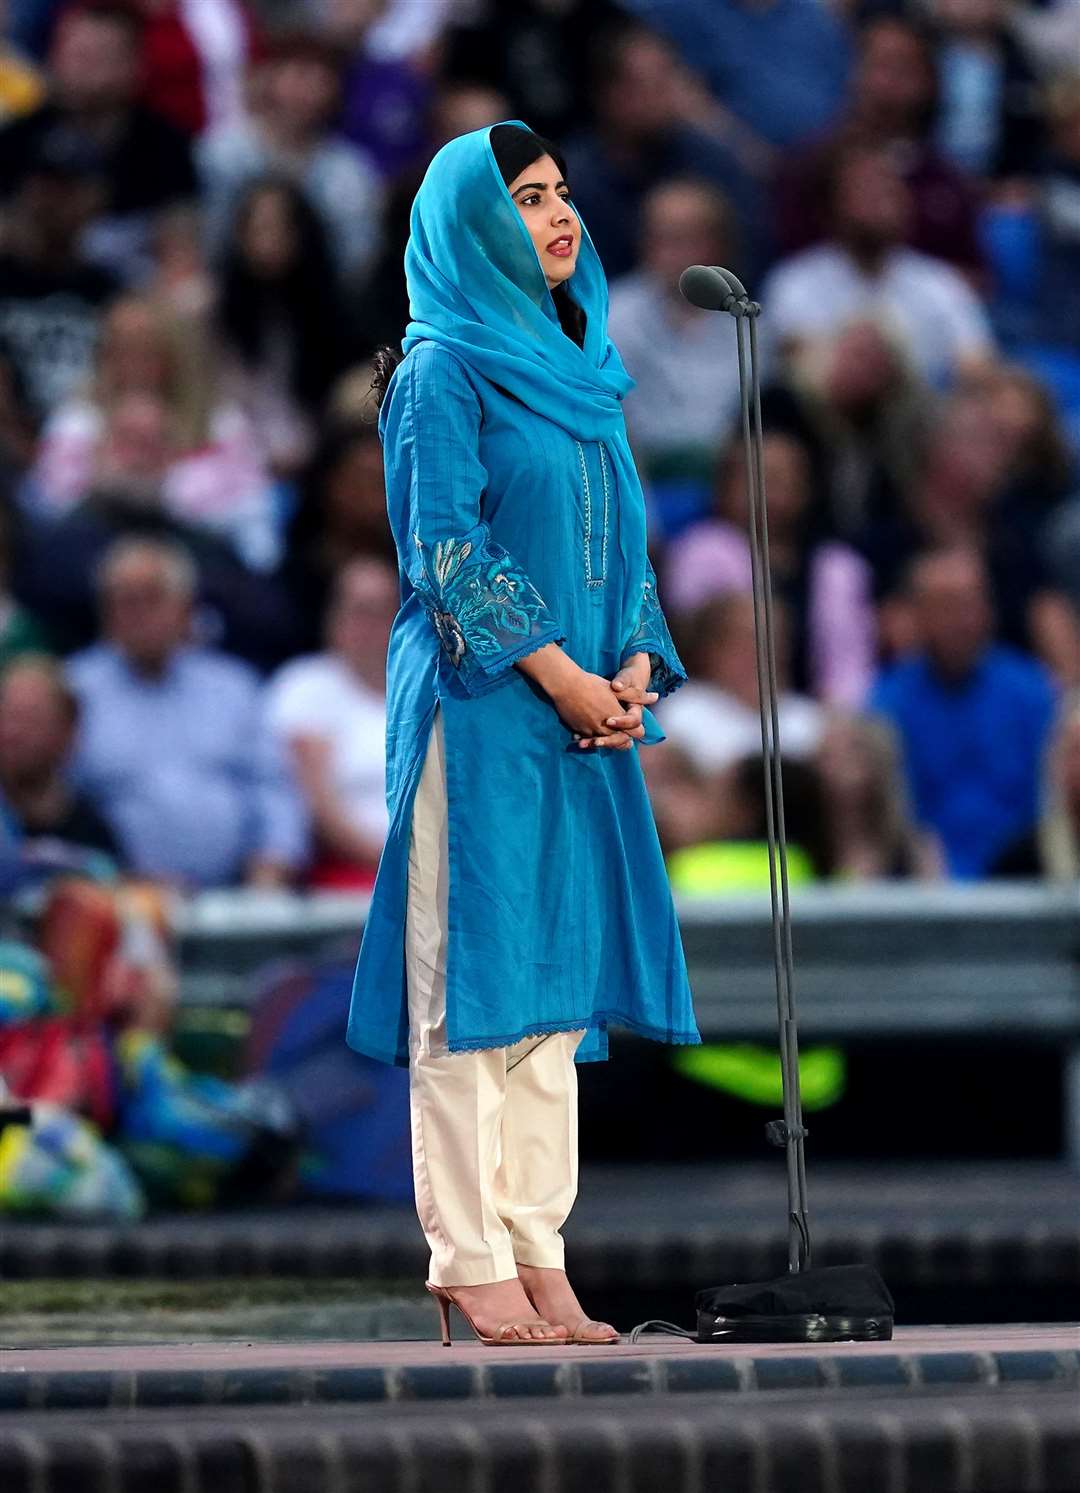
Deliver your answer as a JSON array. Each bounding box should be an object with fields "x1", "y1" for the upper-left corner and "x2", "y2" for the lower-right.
[{"x1": 546, "y1": 262, "x2": 578, "y2": 289}]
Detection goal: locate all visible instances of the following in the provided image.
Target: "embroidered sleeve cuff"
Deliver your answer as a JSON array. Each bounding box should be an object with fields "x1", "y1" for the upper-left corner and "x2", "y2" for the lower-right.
[
  {"x1": 621, "y1": 571, "x2": 688, "y2": 700},
  {"x1": 411, "y1": 524, "x2": 566, "y2": 697}
]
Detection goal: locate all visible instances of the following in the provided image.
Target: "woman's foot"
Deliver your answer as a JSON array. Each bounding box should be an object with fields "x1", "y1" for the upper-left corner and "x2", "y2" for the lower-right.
[
  {"x1": 516, "y1": 1263, "x2": 619, "y2": 1342},
  {"x1": 442, "y1": 1278, "x2": 568, "y2": 1342}
]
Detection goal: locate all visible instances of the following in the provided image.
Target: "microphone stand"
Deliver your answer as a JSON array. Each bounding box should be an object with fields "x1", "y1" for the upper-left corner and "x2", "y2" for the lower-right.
[
  {"x1": 628, "y1": 263, "x2": 893, "y2": 1344},
  {"x1": 714, "y1": 268, "x2": 811, "y2": 1275}
]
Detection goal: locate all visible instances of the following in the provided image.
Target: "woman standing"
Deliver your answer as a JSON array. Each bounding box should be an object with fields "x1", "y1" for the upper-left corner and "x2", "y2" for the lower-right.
[{"x1": 347, "y1": 122, "x2": 701, "y2": 1347}]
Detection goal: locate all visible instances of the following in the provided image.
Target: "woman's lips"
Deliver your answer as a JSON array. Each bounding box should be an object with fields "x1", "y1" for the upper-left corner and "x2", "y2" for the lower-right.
[{"x1": 546, "y1": 235, "x2": 575, "y2": 257}]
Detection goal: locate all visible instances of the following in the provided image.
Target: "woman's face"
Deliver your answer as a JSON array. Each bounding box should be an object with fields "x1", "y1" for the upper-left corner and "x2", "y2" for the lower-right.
[
  {"x1": 817, "y1": 717, "x2": 877, "y2": 797},
  {"x1": 240, "y1": 188, "x2": 298, "y2": 280},
  {"x1": 101, "y1": 302, "x2": 172, "y2": 395},
  {"x1": 506, "y1": 153, "x2": 580, "y2": 291},
  {"x1": 718, "y1": 434, "x2": 811, "y2": 534}
]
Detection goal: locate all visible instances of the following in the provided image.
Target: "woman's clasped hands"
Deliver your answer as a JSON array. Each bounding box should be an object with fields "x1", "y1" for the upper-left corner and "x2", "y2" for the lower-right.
[{"x1": 562, "y1": 651, "x2": 658, "y2": 751}]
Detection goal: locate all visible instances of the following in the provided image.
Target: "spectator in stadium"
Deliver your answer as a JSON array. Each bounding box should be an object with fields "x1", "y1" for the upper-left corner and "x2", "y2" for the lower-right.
[
  {"x1": 282, "y1": 419, "x2": 396, "y2": 652},
  {"x1": 0, "y1": 653, "x2": 121, "y2": 860},
  {"x1": 624, "y1": 0, "x2": 851, "y2": 152},
  {"x1": 0, "y1": 0, "x2": 43, "y2": 124},
  {"x1": 440, "y1": 0, "x2": 626, "y2": 146},
  {"x1": 927, "y1": 0, "x2": 1044, "y2": 180},
  {"x1": 0, "y1": 2, "x2": 197, "y2": 283},
  {"x1": 606, "y1": 177, "x2": 741, "y2": 528},
  {"x1": 560, "y1": 23, "x2": 770, "y2": 279},
  {"x1": 329, "y1": 0, "x2": 434, "y2": 179},
  {"x1": 662, "y1": 752, "x2": 831, "y2": 894},
  {"x1": 27, "y1": 293, "x2": 279, "y2": 571},
  {"x1": 658, "y1": 592, "x2": 824, "y2": 775},
  {"x1": 217, "y1": 176, "x2": 357, "y2": 476},
  {"x1": 352, "y1": 80, "x2": 511, "y2": 356},
  {"x1": 197, "y1": 28, "x2": 383, "y2": 279},
  {"x1": 993, "y1": 691, "x2": 1080, "y2": 880},
  {"x1": 0, "y1": 503, "x2": 47, "y2": 667},
  {"x1": 815, "y1": 711, "x2": 942, "y2": 881},
  {"x1": 860, "y1": 390, "x2": 1080, "y2": 685},
  {"x1": 868, "y1": 546, "x2": 1057, "y2": 879},
  {"x1": 638, "y1": 739, "x2": 724, "y2": 858},
  {"x1": 762, "y1": 142, "x2": 995, "y2": 391},
  {"x1": 1033, "y1": 71, "x2": 1080, "y2": 352},
  {"x1": 0, "y1": 123, "x2": 118, "y2": 419},
  {"x1": 0, "y1": 338, "x2": 38, "y2": 492},
  {"x1": 14, "y1": 468, "x2": 305, "y2": 669},
  {"x1": 146, "y1": 204, "x2": 216, "y2": 323},
  {"x1": 758, "y1": 318, "x2": 933, "y2": 538},
  {"x1": 67, "y1": 536, "x2": 308, "y2": 889},
  {"x1": 135, "y1": 0, "x2": 262, "y2": 137},
  {"x1": 774, "y1": 14, "x2": 983, "y2": 274},
  {"x1": 266, "y1": 556, "x2": 395, "y2": 889},
  {"x1": 663, "y1": 430, "x2": 876, "y2": 707},
  {"x1": 1009, "y1": 0, "x2": 1080, "y2": 80},
  {"x1": 973, "y1": 362, "x2": 1077, "y2": 517}
]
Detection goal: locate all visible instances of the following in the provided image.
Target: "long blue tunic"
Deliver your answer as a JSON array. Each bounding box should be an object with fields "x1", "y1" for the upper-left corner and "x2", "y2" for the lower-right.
[
  {"x1": 346, "y1": 341, "x2": 702, "y2": 1066},
  {"x1": 346, "y1": 121, "x2": 702, "y2": 1067}
]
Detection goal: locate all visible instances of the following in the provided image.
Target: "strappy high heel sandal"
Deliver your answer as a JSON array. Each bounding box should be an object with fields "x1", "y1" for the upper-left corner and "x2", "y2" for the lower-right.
[
  {"x1": 426, "y1": 1282, "x2": 568, "y2": 1347},
  {"x1": 518, "y1": 1279, "x2": 621, "y2": 1344}
]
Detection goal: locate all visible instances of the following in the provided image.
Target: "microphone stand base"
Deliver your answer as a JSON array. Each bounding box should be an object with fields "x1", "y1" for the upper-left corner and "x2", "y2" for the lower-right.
[{"x1": 696, "y1": 1310, "x2": 894, "y2": 1345}]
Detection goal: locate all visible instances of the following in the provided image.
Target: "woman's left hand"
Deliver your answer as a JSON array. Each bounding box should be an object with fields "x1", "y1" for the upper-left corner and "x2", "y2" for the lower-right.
[{"x1": 572, "y1": 653, "x2": 657, "y2": 750}]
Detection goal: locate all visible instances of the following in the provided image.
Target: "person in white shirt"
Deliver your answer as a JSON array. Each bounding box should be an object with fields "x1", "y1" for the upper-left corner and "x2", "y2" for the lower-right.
[
  {"x1": 657, "y1": 591, "x2": 823, "y2": 776},
  {"x1": 607, "y1": 178, "x2": 740, "y2": 491},
  {"x1": 266, "y1": 555, "x2": 397, "y2": 888},
  {"x1": 760, "y1": 142, "x2": 995, "y2": 390}
]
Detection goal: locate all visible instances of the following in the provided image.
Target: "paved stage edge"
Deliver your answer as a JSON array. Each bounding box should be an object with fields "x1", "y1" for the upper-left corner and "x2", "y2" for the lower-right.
[{"x1": 1, "y1": 1337, "x2": 1077, "y2": 1412}]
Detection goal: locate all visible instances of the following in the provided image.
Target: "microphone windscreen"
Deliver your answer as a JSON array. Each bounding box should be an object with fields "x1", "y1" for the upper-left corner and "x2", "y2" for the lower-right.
[{"x1": 679, "y1": 264, "x2": 733, "y2": 312}]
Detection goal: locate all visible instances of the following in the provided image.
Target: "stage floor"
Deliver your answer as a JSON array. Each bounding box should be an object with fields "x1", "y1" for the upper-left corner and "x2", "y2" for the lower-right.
[
  {"x1": 2, "y1": 1321, "x2": 1077, "y2": 1404},
  {"x1": 1, "y1": 1324, "x2": 1078, "y2": 1493}
]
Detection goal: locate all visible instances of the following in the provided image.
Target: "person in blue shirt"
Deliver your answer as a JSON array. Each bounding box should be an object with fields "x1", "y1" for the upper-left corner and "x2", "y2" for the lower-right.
[
  {"x1": 347, "y1": 122, "x2": 701, "y2": 1348},
  {"x1": 868, "y1": 546, "x2": 1057, "y2": 879}
]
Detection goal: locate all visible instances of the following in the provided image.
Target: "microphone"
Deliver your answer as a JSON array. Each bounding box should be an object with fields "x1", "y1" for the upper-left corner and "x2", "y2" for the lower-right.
[
  {"x1": 679, "y1": 264, "x2": 757, "y2": 316},
  {"x1": 713, "y1": 267, "x2": 749, "y2": 303},
  {"x1": 678, "y1": 264, "x2": 738, "y2": 312}
]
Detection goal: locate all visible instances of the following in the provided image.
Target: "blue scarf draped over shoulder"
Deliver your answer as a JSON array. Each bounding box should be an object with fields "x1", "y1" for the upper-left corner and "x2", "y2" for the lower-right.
[{"x1": 398, "y1": 119, "x2": 650, "y2": 664}]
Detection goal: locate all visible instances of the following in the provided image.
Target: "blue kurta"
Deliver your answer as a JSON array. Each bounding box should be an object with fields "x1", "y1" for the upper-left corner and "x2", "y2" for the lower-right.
[
  {"x1": 346, "y1": 341, "x2": 701, "y2": 1066},
  {"x1": 346, "y1": 121, "x2": 702, "y2": 1067}
]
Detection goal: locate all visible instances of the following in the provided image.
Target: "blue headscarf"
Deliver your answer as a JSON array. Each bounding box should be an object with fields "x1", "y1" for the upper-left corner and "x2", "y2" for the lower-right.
[{"x1": 400, "y1": 120, "x2": 650, "y2": 656}]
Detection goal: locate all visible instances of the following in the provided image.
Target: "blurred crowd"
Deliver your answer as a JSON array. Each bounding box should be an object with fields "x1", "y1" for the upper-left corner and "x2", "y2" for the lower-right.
[{"x1": 2, "y1": 0, "x2": 1080, "y2": 896}]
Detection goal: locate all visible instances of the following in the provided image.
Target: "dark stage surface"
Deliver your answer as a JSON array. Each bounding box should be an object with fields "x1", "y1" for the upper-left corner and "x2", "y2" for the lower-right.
[{"x1": 1, "y1": 1327, "x2": 1077, "y2": 1493}]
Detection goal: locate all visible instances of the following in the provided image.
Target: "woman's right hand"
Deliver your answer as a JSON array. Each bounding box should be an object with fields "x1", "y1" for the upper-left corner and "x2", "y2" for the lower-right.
[{"x1": 548, "y1": 669, "x2": 657, "y2": 748}]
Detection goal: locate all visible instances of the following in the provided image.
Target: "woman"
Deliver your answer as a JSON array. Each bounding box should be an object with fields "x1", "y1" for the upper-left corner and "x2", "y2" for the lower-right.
[
  {"x1": 663, "y1": 429, "x2": 877, "y2": 708},
  {"x1": 993, "y1": 691, "x2": 1080, "y2": 880},
  {"x1": 29, "y1": 295, "x2": 278, "y2": 572},
  {"x1": 816, "y1": 712, "x2": 942, "y2": 881},
  {"x1": 266, "y1": 556, "x2": 395, "y2": 891},
  {"x1": 218, "y1": 178, "x2": 354, "y2": 476},
  {"x1": 282, "y1": 420, "x2": 398, "y2": 653},
  {"x1": 347, "y1": 122, "x2": 701, "y2": 1347}
]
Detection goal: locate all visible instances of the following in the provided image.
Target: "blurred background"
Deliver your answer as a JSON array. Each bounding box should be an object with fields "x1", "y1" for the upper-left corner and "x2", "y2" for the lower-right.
[{"x1": 0, "y1": 0, "x2": 1078, "y2": 1285}]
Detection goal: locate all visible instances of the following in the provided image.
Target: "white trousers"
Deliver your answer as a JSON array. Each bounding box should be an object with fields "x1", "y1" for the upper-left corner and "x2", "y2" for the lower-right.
[{"x1": 405, "y1": 700, "x2": 585, "y2": 1287}]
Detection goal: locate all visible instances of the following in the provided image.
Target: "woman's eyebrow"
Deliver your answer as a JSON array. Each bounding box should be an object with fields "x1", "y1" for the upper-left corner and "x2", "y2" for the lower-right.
[{"x1": 511, "y1": 180, "x2": 569, "y2": 197}]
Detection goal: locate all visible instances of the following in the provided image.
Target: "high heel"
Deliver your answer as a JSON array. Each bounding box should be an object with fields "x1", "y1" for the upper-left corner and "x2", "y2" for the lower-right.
[{"x1": 425, "y1": 1282, "x2": 567, "y2": 1347}]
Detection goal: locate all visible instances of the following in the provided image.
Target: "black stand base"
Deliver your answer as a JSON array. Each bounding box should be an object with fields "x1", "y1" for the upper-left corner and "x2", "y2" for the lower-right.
[{"x1": 696, "y1": 1311, "x2": 894, "y2": 1344}]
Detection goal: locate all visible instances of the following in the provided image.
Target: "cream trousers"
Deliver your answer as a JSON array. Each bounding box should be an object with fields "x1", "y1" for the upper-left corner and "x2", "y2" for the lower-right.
[{"x1": 405, "y1": 700, "x2": 585, "y2": 1287}]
